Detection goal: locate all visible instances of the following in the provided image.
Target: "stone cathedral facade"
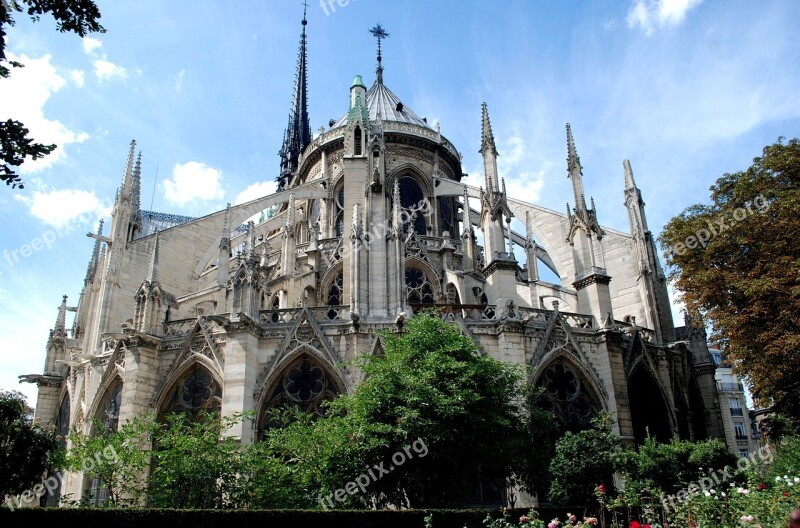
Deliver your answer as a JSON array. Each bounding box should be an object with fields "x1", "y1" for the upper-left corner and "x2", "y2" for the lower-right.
[{"x1": 23, "y1": 15, "x2": 725, "y2": 506}]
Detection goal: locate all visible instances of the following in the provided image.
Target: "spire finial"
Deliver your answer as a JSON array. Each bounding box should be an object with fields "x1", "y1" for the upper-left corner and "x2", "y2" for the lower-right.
[
  {"x1": 147, "y1": 230, "x2": 160, "y2": 283},
  {"x1": 277, "y1": 4, "x2": 312, "y2": 190},
  {"x1": 86, "y1": 219, "x2": 104, "y2": 282},
  {"x1": 623, "y1": 159, "x2": 636, "y2": 189},
  {"x1": 480, "y1": 102, "x2": 497, "y2": 155},
  {"x1": 369, "y1": 23, "x2": 389, "y2": 84},
  {"x1": 565, "y1": 123, "x2": 587, "y2": 211},
  {"x1": 132, "y1": 151, "x2": 142, "y2": 211},
  {"x1": 122, "y1": 139, "x2": 137, "y2": 193},
  {"x1": 54, "y1": 294, "x2": 68, "y2": 333},
  {"x1": 566, "y1": 123, "x2": 580, "y2": 171}
]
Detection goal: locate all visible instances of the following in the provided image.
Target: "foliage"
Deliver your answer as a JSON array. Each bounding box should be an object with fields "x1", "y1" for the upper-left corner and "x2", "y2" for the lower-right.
[
  {"x1": 263, "y1": 312, "x2": 554, "y2": 509},
  {"x1": 765, "y1": 435, "x2": 800, "y2": 485},
  {"x1": 759, "y1": 413, "x2": 800, "y2": 442},
  {"x1": 547, "y1": 413, "x2": 624, "y2": 509},
  {"x1": 659, "y1": 137, "x2": 800, "y2": 421},
  {"x1": 65, "y1": 415, "x2": 155, "y2": 507},
  {"x1": 0, "y1": 0, "x2": 104, "y2": 188},
  {"x1": 0, "y1": 389, "x2": 61, "y2": 498},
  {"x1": 482, "y1": 508, "x2": 601, "y2": 528},
  {"x1": 619, "y1": 436, "x2": 737, "y2": 497},
  {"x1": 148, "y1": 411, "x2": 255, "y2": 509},
  {"x1": 1, "y1": 507, "x2": 512, "y2": 528}
]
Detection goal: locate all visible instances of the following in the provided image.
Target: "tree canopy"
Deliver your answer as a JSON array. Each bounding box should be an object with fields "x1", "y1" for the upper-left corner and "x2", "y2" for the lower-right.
[
  {"x1": 659, "y1": 137, "x2": 800, "y2": 421},
  {"x1": 0, "y1": 390, "x2": 61, "y2": 499},
  {"x1": 268, "y1": 312, "x2": 553, "y2": 508},
  {"x1": 0, "y1": 0, "x2": 104, "y2": 189}
]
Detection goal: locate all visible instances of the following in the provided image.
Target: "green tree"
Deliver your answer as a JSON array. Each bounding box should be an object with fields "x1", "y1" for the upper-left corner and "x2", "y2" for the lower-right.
[
  {"x1": 283, "y1": 312, "x2": 551, "y2": 508},
  {"x1": 0, "y1": 390, "x2": 61, "y2": 499},
  {"x1": 148, "y1": 412, "x2": 254, "y2": 509},
  {"x1": 65, "y1": 415, "x2": 155, "y2": 506},
  {"x1": 619, "y1": 436, "x2": 737, "y2": 497},
  {"x1": 0, "y1": 0, "x2": 104, "y2": 188},
  {"x1": 547, "y1": 413, "x2": 624, "y2": 508},
  {"x1": 659, "y1": 137, "x2": 800, "y2": 421}
]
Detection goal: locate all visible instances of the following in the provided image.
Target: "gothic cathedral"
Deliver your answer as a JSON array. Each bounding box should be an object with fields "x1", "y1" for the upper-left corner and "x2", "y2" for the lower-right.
[{"x1": 23, "y1": 13, "x2": 725, "y2": 505}]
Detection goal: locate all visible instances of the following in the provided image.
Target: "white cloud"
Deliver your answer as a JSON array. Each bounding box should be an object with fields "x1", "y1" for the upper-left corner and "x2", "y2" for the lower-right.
[
  {"x1": 627, "y1": 0, "x2": 703, "y2": 35},
  {"x1": 163, "y1": 161, "x2": 225, "y2": 205},
  {"x1": 0, "y1": 53, "x2": 90, "y2": 173},
  {"x1": 14, "y1": 188, "x2": 111, "y2": 229},
  {"x1": 69, "y1": 69, "x2": 85, "y2": 88},
  {"x1": 82, "y1": 37, "x2": 103, "y2": 55},
  {"x1": 172, "y1": 69, "x2": 186, "y2": 92},
  {"x1": 234, "y1": 181, "x2": 277, "y2": 205},
  {"x1": 93, "y1": 58, "x2": 128, "y2": 82}
]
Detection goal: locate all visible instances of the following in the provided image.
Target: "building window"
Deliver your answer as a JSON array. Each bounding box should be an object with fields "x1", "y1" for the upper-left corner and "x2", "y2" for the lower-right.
[
  {"x1": 89, "y1": 380, "x2": 123, "y2": 506},
  {"x1": 354, "y1": 126, "x2": 362, "y2": 156},
  {"x1": 734, "y1": 422, "x2": 747, "y2": 439},
  {"x1": 709, "y1": 351, "x2": 723, "y2": 365},
  {"x1": 161, "y1": 365, "x2": 222, "y2": 423},
  {"x1": 325, "y1": 270, "x2": 344, "y2": 319},
  {"x1": 438, "y1": 197, "x2": 454, "y2": 235},
  {"x1": 259, "y1": 358, "x2": 339, "y2": 433},
  {"x1": 729, "y1": 397, "x2": 743, "y2": 416},
  {"x1": 739, "y1": 450, "x2": 750, "y2": 458},
  {"x1": 535, "y1": 360, "x2": 599, "y2": 432},
  {"x1": 334, "y1": 185, "x2": 344, "y2": 237},
  {"x1": 406, "y1": 266, "x2": 434, "y2": 305},
  {"x1": 398, "y1": 175, "x2": 427, "y2": 235}
]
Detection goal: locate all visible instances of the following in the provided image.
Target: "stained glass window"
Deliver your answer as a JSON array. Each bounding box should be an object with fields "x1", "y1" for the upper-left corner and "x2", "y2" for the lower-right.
[
  {"x1": 259, "y1": 358, "x2": 339, "y2": 432},
  {"x1": 535, "y1": 360, "x2": 598, "y2": 432},
  {"x1": 161, "y1": 365, "x2": 222, "y2": 422}
]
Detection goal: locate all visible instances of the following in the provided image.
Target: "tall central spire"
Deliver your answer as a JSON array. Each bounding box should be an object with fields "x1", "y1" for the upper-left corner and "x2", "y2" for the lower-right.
[
  {"x1": 369, "y1": 23, "x2": 389, "y2": 85},
  {"x1": 277, "y1": 3, "x2": 312, "y2": 191}
]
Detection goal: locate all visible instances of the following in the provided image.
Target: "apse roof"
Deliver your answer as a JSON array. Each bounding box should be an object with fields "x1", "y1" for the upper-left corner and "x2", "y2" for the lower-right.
[{"x1": 332, "y1": 81, "x2": 431, "y2": 129}]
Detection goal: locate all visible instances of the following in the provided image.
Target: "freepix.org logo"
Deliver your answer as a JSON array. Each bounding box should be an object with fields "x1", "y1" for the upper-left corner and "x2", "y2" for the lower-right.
[{"x1": 317, "y1": 437, "x2": 428, "y2": 509}]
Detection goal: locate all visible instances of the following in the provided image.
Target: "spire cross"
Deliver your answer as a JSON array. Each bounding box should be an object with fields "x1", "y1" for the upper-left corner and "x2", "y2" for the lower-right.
[
  {"x1": 369, "y1": 23, "x2": 389, "y2": 83},
  {"x1": 301, "y1": 0, "x2": 308, "y2": 26}
]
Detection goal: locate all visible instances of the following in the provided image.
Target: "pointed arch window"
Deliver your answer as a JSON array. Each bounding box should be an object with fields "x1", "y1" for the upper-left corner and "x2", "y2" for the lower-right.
[
  {"x1": 397, "y1": 175, "x2": 427, "y2": 235},
  {"x1": 259, "y1": 357, "x2": 340, "y2": 433},
  {"x1": 160, "y1": 365, "x2": 222, "y2": 423},
  {"x1": 354, "y1": 126, "x2": 362, "y2": 155},
  {"x1": 88, "y1": 379, "x2": 122, "y2": 506},
  {"x1": 535, "y1": 359, "x2": 599, "y2": 432},
  {"x1": 325, "y1": 270, "x2": 344, "y2": 319},
  {"x1": 406, "y1": 266, "x2": 435, "y2": 305},
  {"x1": 334, "y1": 185, "x2": 345, "y2": 237},
  {"x1": 438, "y1": 197, "x2": 454, "y2": 235},
  {"x1": 45, "y1": 395, "x2": 70, "y2": 506},
  {"x1": 97, "y1": 379, "x2": 122, "y2": 433}
]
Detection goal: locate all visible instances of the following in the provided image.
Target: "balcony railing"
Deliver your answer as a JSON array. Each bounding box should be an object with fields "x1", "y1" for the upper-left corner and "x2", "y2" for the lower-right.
[
  {"x1": 717, "y1": 382, "x2": 744, "y2": 392},
  {"x1": 730, "y1": 407, "x2": 744, "y2": 416}
]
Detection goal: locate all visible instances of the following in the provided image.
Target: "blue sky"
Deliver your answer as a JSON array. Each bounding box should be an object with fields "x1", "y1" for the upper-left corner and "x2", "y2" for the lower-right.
[{"x1": 1, "y1": 0, "x2": 798, "y2": 405}]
